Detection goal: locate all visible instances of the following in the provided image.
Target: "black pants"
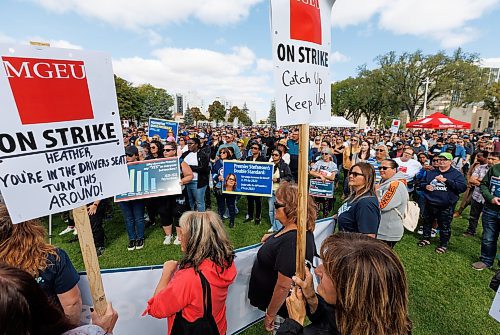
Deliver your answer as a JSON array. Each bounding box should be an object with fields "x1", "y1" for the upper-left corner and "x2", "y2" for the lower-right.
[
  {"x1": 216, "y1": 193, "x2": 236, "y2": 226},
  {"x1": 466, "y1": 199, "x2": 484, "y2": 235},
  {"x1": 382, "y1": 240, "x2": 397, "y2": 248},
  {"x1": 422, "y1": 202, "x2": 453, "y2": 247},
  {"x1": 289, "y1": 154, "x2": 299, "y2": 182},
  {"x1": 205, "y1": 185, "x2": 212, "y2": 209},
  {"x1": 89, "y1": 200, "x2": 108, "y2": 248},
  {"x1": 247, "y1": 196, "x2": 262, "y2": 220}
]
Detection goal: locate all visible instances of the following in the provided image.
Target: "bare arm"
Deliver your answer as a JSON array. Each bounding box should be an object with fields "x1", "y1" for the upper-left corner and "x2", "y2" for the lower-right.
[
  {"x1": 180, "y1": 161, "x2": 193, "y2": 185},
  {"x1": 57, "y1": 285, "x2": 82, "y2": 326},
  {"x1": 267, "y1": 272, "x2": 293, "y2": 316}
]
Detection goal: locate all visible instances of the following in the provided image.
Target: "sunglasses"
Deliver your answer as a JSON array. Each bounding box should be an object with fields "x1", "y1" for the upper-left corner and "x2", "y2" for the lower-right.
[
  {"x1": 150, "y1": 146, "x2": 157, "y2": 149},
  {"x1": 227, "y1": 178, "x2": 236, "y2": 181},
  {"x1": 375, "y1": 149, "x2": 385, "y2": 152},
  {"x1": 163, "y1": 148, "x2": 175, "y2": 152},
  {"x1": 349, "y1": 171, "x2": 364, "y2": 177},
  {"x1": 378, "y1": 166, "x2": 392, "y2": 171},
  {"x1": 126, "y1": 153, "x2": 134, "y2": 157},
  {"x1": 220, "y1": 151, "x2": 228, "y2": 155},
  {"x1": 321, "y1": 153, "x2": 329, "y2": 156},
  {"x1": 251, "y1": 147, "x2": 259, "y2": 150},
  {"x1": 274, "y1": 201, "x2": 285, "y2": 209},
  {"x1": 272, "y1": 153, "x2": 280, "y2": 157}
]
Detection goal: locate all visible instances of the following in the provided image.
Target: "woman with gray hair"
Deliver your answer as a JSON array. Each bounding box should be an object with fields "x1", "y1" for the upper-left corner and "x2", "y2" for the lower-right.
[{"x1": 144, "y1": 211, "x2": 236, "y2": 335}]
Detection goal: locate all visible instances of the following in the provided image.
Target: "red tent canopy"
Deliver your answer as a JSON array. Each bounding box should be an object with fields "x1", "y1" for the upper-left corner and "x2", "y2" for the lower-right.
[{"x1": 406, "y1": 112, "x2": 471, "y2": 129}]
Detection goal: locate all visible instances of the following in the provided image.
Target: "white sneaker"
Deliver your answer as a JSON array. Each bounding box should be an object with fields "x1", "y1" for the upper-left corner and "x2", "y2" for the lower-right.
[
  {"x1": 267, "y1": 227, "x2": 275, "y2": 233},
  {"x1": 163, "y1": 235, "x2": 173, "y2": 245},
  {"x1": 73, "y1": 229, "x2": 78, "y2": 235},
  {"x1": 59, "y1": 227, "x2": 75, "y2": 235},
  {"x1": 173, "y1": 236, "x2": 181, "y2": 245}
]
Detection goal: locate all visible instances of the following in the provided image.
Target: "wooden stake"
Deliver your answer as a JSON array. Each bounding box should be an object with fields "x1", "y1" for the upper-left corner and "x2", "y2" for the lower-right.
[
  {"x1": 72, "y1": 205, "x2": 108, "y2": 316},
  {"x1": 295, "y1": 123, "x2": 310, "y2": 280}
]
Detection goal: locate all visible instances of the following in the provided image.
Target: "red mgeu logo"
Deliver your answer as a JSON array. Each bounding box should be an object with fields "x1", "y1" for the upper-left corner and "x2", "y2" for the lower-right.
[
  {"x1": 290, "y1": 0, "x2": 322, "y2": 45},
  {"x1": 2, "y1": 56, "x2": 94, "y2": 125}
]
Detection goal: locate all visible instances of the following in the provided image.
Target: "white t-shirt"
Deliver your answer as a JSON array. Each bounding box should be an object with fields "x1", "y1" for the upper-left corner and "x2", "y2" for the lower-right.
[
  {"x1": 394, "y1": 158, "x2": 421, "y2": 190},
  {"x1": 184, "y1": 152, "x2": 198, "y2": 181}
]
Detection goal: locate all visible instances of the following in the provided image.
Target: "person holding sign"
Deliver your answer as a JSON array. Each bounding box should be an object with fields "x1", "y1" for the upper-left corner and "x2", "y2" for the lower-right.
[
  {"x1": 0, "y1": 204, "x2": 82, "y2": 325},
  {"x1": 144, "y1": 211, "x2": 236, "y2": 335},
  {"x1": 248, "y1": 183, "x2": 316, "y2": 332},
  {"x1": 244, "y1": 143, "x2": 267, "y2": 225},
  {"x1": 309, "y1": 148, "x2": 338, "y2": 218},
  {"x1": 276, "y1": 233, "x2": 412, "y2": 335},
  {"x1": 212, "y1": 149, "x2": 237, "y2": 228},
  {"x1": 336, "y1": 162, "x2": 381, "y2": 237},
  {"x1": 268, "y1": 149, "x2": 293, "y2": 233}
]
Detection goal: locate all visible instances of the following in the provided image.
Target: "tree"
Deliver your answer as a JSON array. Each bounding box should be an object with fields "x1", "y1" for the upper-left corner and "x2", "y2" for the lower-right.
[
  {"x1": 190, "y1": 107, "x2": 206, "y2": 126},
  {"x1": 136, "y1": 84, "x2": 174, "y2": 121},
  {"x1": 483, "y1": 82, "x2": 500, "y2": 128},
  {"x1": 375, "y1": 49, "x2": 485, "y2": 121},
  {"x1": 331, "y1": 77, "x2": 364, "y2": 122},
  {"x1": 114, "y1": 75, "x2": 142, "y2": 124},
  {"x1": 267, "y1": 100, "x2": 276, "y2": 126},
  {"x1": 208, "y1": 100, "x2": 226, "y2": 126},
  {"x1": 228, "y1": 106, "x2": 253, "y2": 126},
  {"x1": 183, "y1": 105, "x2": 194, "y2": 126}
]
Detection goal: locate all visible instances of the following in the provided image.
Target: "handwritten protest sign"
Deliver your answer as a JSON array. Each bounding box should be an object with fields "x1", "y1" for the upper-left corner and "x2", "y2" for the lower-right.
[
  {"x1": 0, "y1": 44, "x2": 129, "y2": 223},
  {"x1": 115, "y1": 158, "x2": 181, "y2": 202},
  {"x1": 222, "y1": 160, "x2": 273, "y2": 197},
  {"x1": 309, "y1": 179, "x2": 334, "y2": 198},
  {"x1": 148, "y1": 118, "x2": 178, "y2": 140},
  {"x1": 270, "y1": 0, "x2": 335, "y2": 126}
]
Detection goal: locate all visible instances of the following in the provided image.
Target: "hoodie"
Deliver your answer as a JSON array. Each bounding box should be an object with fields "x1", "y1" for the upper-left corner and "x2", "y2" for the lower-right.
[
  {"x1": 145, "y1": 259, "x2": 237, "y2": 335},
  {"x1": 421, "y1": 166, "x2": 467, "y2": 207},
  {"x1": 377, "y1": 172, "x2": 409, "y2": 242}
]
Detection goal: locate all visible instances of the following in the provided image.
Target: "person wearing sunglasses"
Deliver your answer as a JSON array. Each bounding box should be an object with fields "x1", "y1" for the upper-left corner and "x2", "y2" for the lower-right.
[
  {"x1": 336, "y1": 162, "x2": 381, "y2": 237},
  {"x1": 418, "y1": 152, "x2": 467, "y2": 254},
  {"x1": 212, "y1": 149, "x2": 237, "y2": 228},
  {"x1": 376, "y1": 159, "x2": 409, "y2": 248},
  {"x1": 244, "y1": 143, "x2": 267, "y2": 224},
  {"x1": 249, "y1": 183, "x2": 317, "y2": 333},
  {"x1": 310, "y1": 148, "x2": 338, "y2": 218},
  {"x1": 267, "y1": 149, "x2": 293, "y2": 233}
]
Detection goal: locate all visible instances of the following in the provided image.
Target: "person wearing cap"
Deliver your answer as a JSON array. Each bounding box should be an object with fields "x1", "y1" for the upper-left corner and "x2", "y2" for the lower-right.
[
  {"x1": 417, "y1": 152, "x2": 467, "y2": 253},
  {"x1": 309, "y1": 148, "x2": 338, "y2": 218},
  {"x1": 389, "y1": 141, "x2": 405, "y2": 159},
  {"x1": 443, "y1": 134, "x2": 466, "y2": 164}
]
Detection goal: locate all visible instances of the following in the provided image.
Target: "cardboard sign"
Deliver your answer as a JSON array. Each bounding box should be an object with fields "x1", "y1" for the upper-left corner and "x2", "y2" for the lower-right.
[
  {"x1": 0, "y1": 44, "x2": 129, "y2": 223},
  {"x1": 309, "y1": 178, "x2": 334, "y2": 198},
  {"x1": 390, "y1": 119, "x2": 401, "y2": 133},
  {"x1": 115, "y1": 158, "x2": 181, "y2": 202},
  {"x1": 270, "y1": 0, "x2": 335, "y2": 126},
  {"x1": 148, "y1": 118, "x2": 178, "y2": 140},
  {"x1": 222, "y1": 160, "x2": 273, "y2": 197}
]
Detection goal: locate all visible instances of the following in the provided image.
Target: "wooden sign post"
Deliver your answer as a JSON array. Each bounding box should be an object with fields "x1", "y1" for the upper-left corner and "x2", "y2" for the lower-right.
[
  {"x1": 295, "y1": 123, "x2": 310, "y2": 280},
  {"x1": 72, "y1": 205, "x2": 108, "y2": 315}
]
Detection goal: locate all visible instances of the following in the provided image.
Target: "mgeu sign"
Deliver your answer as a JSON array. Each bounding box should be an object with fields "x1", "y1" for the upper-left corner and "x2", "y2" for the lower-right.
[{"x1": 0, "y1": 44, "x2": 129, "y2": 223}]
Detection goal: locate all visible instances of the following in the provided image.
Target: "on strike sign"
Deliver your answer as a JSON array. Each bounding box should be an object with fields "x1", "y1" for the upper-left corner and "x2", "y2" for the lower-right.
[
  {"x1": 0, "y1": 44, "x2": 129, "y2": 223},
  {"x1": 270, "y1": 0, "x2": 335, "y2": 126}
]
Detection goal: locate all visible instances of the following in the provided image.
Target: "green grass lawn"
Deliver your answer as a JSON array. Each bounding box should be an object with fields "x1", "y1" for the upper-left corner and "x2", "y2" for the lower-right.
[{"x1": 43, "y1": 195, "x2": 500, "y2": 335}]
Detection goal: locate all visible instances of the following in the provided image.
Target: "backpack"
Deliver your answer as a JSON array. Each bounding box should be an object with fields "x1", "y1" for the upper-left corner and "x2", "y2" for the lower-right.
[
  {"x1": 394, "y1": 200, "x2": 420, "y2": 232},
  {"x1": 170, "y1": 271, "x2": 219, "y2": 335}
]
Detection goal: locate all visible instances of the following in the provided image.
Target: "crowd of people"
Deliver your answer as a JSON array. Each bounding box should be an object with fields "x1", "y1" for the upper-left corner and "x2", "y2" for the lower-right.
[{"x1": 2, "y1": 122, "x2": 500, "y2": 335}]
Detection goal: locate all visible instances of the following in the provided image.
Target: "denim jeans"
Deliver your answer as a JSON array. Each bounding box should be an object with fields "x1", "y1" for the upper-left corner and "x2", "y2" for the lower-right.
[
  {"x1": 216, "y1": 193, "x2": 236, "y2": 226},
  {"x1": 186, "y1": 181, "x2": 207, "y2": 211},
  {"x1": 247, "y1": 195, "x2": 262, "y2": 220},
  {"x1": 268, "y1": 192, "x2": 283, "y2": 232},
  {"x1": 422, "y1": 202, "x2": 453, "y2": 247},
  {"x1": 119, "y1": 201, "x2": 145, "y2": 241},
  {"x1": 480, "y1": 207, "x2": 500, "y2": 267}
]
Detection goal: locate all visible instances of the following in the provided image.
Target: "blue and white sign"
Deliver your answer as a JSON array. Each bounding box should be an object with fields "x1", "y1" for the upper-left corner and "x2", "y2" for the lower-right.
[
  {"x1": 115, "y1": 158, "x2": 181, "y2": 202},
  {"x1": 222, "y1": 160, "x2": 273, "y2": 197},
  {"x1": 148, "y1": 117, "x2": 178, "y2": 140},
  {"x1": 309, "y1": 179, "x2": 334, "y2": 198}
]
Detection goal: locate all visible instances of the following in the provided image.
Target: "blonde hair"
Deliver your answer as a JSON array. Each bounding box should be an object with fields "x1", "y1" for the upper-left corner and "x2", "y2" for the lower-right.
[
  {"x1": 321, "y1": 233, "x2": 412, "y2": 335},
  {"x1": 275, "y1": 182, "x2": 316, "y2": 231},
  {"x1": 0, "y1": 204, "x2": 57, "y2": 277},
  {"x1": 178, "y1": 211, "x2": 234, "y2": 272},
  {"x1": 347, "y1": 162, "x2": 377, "y2": 202}
]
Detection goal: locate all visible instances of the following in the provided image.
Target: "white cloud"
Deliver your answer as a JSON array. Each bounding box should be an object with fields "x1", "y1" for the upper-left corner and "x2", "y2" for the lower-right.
[
  {"x1": 146, "y1": 30, "x2": 164, "y2": 46},
  {"x1": 482, "y1": 57, "x2": 500, "y2": 68},
  {"x1": 30, "y1": 0, "x2": 263, "y2": 29},
  {"x1": 0, "y1": 32, "x2": 82, "y2": 49},
  {"x1": 330, "y1": 51, "x2": 349, "y2": 63},
  {"x1": 256, "y1": 58, "x2": 273, "y2": 72},
  {"x1": 332, "y1": 0, "x2": 500, "y2": 48},
  {"x1": 0, "y1": 32, "x2": 16, "y2": 44},
  {"x1": 112, "y1": 46, "x2": 273, "y2": 118}
]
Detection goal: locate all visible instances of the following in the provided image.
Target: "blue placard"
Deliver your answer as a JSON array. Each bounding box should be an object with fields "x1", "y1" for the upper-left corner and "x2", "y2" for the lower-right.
[
  {"x1": 148, "y1": 118, "x2": 178, "y2": 140},
  {"x1": 309, "y1": 179, "x2": 334, "y2": 198},
  {"x1": 115, "y1": 158, "x2": 181, "y2": 202},
  {"x1": 222, "y1": 160, "x2": 273, "y2": 197}
]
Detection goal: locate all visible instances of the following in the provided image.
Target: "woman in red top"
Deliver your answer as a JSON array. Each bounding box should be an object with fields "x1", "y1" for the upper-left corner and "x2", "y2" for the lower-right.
[{"x1": 144, "y1": 211, "x2": 237, "y2": 335}]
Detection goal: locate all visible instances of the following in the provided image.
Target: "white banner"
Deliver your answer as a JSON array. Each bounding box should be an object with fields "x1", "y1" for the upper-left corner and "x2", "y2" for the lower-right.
[
  {"x1": 0, "y1": 44, "x2": 128, "y2": 223},
  {"x1": 490, "y1": 285, "x2": 500, "y2": 322},
  {"x1": 78, "y1": 217, "x2": 335, "y2": 334},
  {"x1": 270, "y1": 0, "x2": 335, "y2": 127}
]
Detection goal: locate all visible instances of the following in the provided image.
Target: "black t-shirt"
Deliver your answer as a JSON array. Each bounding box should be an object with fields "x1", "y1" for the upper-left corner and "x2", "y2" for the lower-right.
[
  {"x1": 337, "y1": 195, "x2": 381, "y2": 234},
  {"x1": 248, "y1": 229, "x2": 316, "y2": 318},
  {"x1": 35, "y1": 248, "x2": 80, "y2": 309}
]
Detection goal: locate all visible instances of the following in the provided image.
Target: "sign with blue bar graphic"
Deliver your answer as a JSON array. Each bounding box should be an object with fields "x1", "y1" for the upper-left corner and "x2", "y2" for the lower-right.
[
  {"x1": 115, "y1": 158, "x2": 181, "y2": 202},
  {"x1": 309, "y1": 179, "x2": 334, "y2": 198},
  {"x1": 222, "y1": 160, "x2": 273, "y2": 197}
]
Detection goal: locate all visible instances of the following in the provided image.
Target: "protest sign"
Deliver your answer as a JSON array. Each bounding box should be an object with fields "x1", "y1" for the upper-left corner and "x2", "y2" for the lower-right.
[
  {"x1": 115, "y1": 158, "x2": 181, "y2": 202},
  {"x1": 0, "y1": 44, "x2": 128, "y2": 223},
  {"x1": 390, "y1": 119, "x2": 401, "y2": 133},
  {"x1": 222, "y1": 160, "x2": 273, "y2": 197},
  {"x1": 148, "y1": 117, "x2": 178, "y2": 140},
  {"x1": 270, "y1": 0, "x2": 335, "y2": 127},
  {"x1": 309, "y1": 179, "x2": 334, "y2": 198},
  {"x1": 490, "y1": 284, "x2": 500, "y2": 322}
]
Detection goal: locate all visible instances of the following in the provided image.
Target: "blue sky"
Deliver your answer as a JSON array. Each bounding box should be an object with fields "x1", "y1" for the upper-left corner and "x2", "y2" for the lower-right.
[{"x1": 1, "y1": 0, "x2": 499, "y2": 120}]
